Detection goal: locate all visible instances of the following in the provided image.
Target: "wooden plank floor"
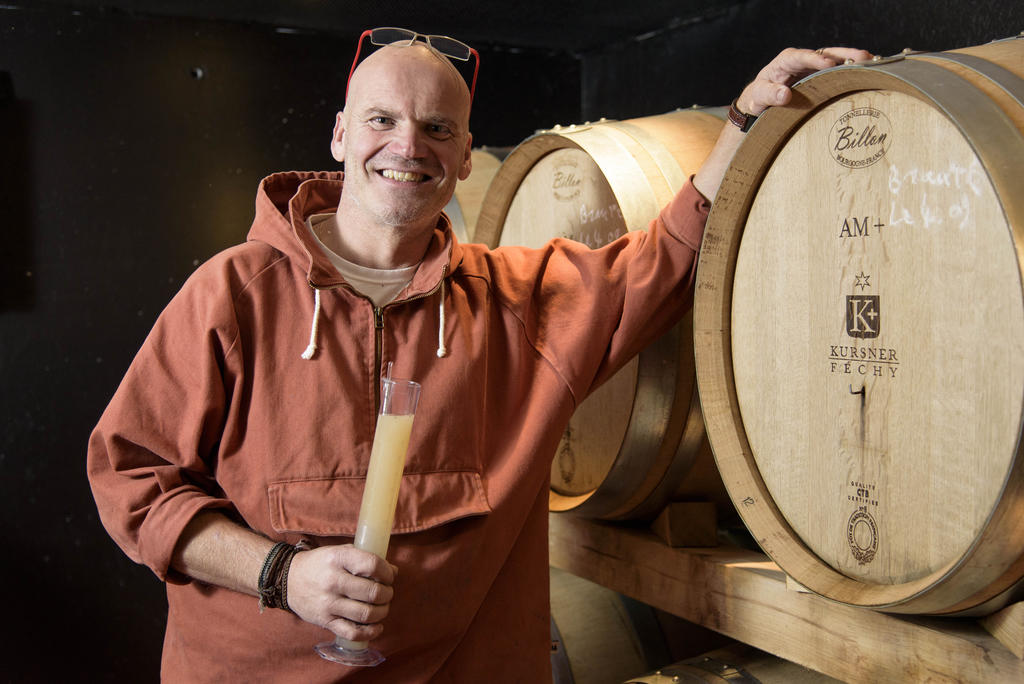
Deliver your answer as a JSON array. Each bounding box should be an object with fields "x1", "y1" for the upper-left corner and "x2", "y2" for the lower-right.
[{"x1": 549, "y1": 514, "x2": 1024, "y2": 683}]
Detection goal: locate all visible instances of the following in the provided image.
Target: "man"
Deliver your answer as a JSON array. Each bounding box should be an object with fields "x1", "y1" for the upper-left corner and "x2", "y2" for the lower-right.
[{"x1": 88, "y1": 28, "x2": 870, "y2": 682}]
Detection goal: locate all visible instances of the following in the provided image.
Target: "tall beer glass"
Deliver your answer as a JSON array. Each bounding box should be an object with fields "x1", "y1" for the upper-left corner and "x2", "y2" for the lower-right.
[{"x1": 315, "y1": 376, "x2": 420, "y2": 667}]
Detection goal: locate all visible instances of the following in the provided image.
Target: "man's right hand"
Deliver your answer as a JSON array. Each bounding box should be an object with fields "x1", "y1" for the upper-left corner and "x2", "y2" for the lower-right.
[
  {"x1": 287, "y1": 544, "x2": 398, "y2": 642},
  {"x1": 171, "y1": 512, "x2": 398, "y2": 641}
]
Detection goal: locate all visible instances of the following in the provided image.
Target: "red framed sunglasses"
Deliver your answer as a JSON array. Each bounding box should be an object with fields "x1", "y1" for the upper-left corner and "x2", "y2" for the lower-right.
[{"x1": 346, "y1": 27, "x2": 480, "y2": 103}]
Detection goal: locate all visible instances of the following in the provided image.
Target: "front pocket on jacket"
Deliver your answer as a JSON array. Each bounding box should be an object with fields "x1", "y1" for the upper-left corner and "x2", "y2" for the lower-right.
[{"x1": 267, "y1": 470, "x2": 490, "y2": 536}]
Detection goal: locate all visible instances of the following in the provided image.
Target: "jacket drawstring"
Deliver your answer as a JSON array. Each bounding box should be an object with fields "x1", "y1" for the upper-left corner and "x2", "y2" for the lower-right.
[
  {"x1": 303, "y1": 274, "x2": 448, "y2": 360},
  {"x1": 300, "y1": 287, "x2": 321, "y2": 360},
  {"x1": 436, "y1": 275, "x2": 448, "y2": 358}
]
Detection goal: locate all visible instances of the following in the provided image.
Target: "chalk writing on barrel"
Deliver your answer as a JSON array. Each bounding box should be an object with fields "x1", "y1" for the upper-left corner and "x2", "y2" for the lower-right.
[{"x1": 887, "y1": 160, "x2": 983, "y2": 232}]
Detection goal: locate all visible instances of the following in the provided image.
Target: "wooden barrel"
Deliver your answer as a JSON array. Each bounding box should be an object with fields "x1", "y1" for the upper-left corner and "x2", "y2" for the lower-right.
[
  {"x1": 625, "y1": 643, "x2": 842, "y2": 683},
  {"x1": 550, "y1": 567, "x2": 672, "y2": 684},
  {"x1": 475, "y1": 109, "x2": 730, "y2": 520},
  {"x1": 444, "y1": 146, "x2": 510, "y2": 243},
  {"x1": 694, "y1": 36, "x2": 1024, "y2": 615}
]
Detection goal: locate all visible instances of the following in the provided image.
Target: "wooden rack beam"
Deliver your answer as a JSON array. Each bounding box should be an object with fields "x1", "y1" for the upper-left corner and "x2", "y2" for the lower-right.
[{"x1": 549, "y1": 514, "x2": 1024, "y2": 683}]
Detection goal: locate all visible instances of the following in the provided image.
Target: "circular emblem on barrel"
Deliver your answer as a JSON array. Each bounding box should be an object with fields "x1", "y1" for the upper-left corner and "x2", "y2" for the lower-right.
[
  {"x1": 828, "y1": 107, "x2": 891, "y2": 168},
  {"x1": 847, "y1": 507, "x2": 878, "y2": 564},
  {"x1": 551, "y1": 159, "x2": 582, "y2": 202}
]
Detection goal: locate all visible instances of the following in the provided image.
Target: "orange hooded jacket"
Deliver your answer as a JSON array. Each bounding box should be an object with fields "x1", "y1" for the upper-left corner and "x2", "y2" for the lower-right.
[{"x1": 87, "y1": 170, "x2": 709, "y2": 682}]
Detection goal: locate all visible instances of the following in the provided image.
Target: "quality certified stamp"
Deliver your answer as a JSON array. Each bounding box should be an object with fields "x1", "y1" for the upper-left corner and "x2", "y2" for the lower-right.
[{"x1": 847, "y1": 507, "x2": 878, "y2": 565}]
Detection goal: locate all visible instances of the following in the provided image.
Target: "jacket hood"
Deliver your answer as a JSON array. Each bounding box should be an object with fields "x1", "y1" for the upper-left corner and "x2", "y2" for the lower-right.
[
  {"x1": 248, "y1": 171, "x2": 463, "y2": 359},
  {"x1": 248, "y1": 170, "x2": 338, "y2": 269},
  {"x1": 248, "y1": 170, "x2": 460, "y2": 292}
]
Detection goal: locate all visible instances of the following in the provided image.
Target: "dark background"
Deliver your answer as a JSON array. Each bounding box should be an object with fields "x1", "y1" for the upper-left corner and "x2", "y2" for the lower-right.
[{"x1": 2, "y1": 1, "x2": 1021, "y2": 680}]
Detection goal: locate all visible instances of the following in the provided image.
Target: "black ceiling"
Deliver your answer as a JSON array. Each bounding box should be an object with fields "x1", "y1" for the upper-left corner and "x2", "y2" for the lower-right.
[{"x1": 23, "y1": 0, "x2": 741, "y2": 54}]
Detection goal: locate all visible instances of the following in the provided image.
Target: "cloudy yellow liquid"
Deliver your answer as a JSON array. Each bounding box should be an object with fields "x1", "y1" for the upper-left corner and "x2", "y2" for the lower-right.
[
  {"x1": 340, "y1": 412, "x2": 415, "y2": 652},
  {"x1": 354, "y1": 412, "x2": 415, "y2": 557}
]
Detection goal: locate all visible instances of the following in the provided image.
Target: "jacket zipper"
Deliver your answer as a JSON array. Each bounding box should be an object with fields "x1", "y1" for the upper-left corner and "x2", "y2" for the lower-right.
[
  {"x1": 311, "y1": 280, "x2": 387, "y2": 414},
  {"x1": 374, "y1": 305, "x2": 384, "y2": 415},
  {"x1": 363, "y1": 263, "x2": 449, "y2": 414}
]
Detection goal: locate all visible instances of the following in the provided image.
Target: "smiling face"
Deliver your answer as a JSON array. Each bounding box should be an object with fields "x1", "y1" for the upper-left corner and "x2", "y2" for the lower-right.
[{"x1": 332, "y1": 43, "x2": 473, "y2": 237}]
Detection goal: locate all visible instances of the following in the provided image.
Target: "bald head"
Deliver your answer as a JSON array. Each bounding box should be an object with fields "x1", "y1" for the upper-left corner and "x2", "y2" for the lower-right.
[{"x1": 346, "y1": 43, "x2": 471, "y2": 130}]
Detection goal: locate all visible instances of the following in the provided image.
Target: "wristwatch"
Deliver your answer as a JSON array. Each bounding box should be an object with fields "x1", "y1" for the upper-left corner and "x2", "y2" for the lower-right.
[{"x1": 728, "y1": 98, "x2": 758, "y2": 133}]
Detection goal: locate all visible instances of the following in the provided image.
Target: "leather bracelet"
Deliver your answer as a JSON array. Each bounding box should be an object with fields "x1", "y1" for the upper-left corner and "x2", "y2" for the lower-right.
[
  {"x1": 728, "y1": 98, "x2": 758, "y2": 133},
  {"x1": 258, "y1": 542, "x2": 300, "y2": 613}
]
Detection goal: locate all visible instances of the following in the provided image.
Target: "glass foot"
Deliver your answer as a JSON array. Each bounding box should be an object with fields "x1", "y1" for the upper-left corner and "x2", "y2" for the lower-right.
[{"x1": 315, "y1": 640, "x2": 385, "y2": 667}]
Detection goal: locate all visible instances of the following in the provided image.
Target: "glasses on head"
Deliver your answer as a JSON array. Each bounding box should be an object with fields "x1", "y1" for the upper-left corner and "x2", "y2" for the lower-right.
[{"x1": 346, "y1": 27, "x2": 480, "y2": 103}]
